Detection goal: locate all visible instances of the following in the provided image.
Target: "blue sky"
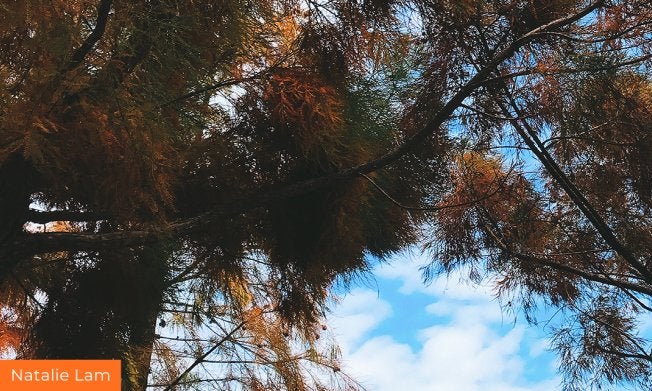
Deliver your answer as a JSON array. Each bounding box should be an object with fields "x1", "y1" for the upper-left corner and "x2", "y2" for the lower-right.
[{"x1": 325, "y1": 249, "x2": 567, "y2": 391}]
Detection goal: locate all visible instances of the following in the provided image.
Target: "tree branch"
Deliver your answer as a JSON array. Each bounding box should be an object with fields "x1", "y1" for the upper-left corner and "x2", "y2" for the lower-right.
[
  {"x1": 26, "y1": 210, "x2": 108, "y2": 224},
  {"x1": 162, "y1": 321, "x2": 246, "y2": 391},
  {"x1": 497, "y1": 88, "x2": 652, "y2": 283},
  {"x1": 480, "y1": 217, "x2": 652, "y2": 298},
  {"x1": 65, "y1": 0, "x2": 113, "y2": 72},
  {"x1": 476, "y1": 53, "x2": 652, "y2": 87},
  {"x1": 360, "y1": 169, "x2": 512, "y2": 212}
]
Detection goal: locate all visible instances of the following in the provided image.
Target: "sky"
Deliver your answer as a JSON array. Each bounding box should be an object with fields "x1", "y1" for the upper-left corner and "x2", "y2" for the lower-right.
[{"x1": 325, "y1": 249, "x2": 565, "y2": 391}]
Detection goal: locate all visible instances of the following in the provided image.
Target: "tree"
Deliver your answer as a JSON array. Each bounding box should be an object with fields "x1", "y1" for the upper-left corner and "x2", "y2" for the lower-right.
[{"x1": 1, "y1": 0, "x2": 651, "y2": 390}]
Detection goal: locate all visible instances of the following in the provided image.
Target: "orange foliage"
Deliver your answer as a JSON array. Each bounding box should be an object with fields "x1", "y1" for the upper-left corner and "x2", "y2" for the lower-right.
[
  {"x1": 437, "y1": 152, "x2": 550, "y2": 258},
  {"x1": 0, "y1": 315, "x2": 22, "y2": 356},
  {"x1": 264, "y1": 69, "x2": 344, "y2": 156}
]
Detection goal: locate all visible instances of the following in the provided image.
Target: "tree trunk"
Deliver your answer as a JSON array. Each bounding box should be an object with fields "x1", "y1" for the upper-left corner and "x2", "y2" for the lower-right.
[
  {"x1": 0, "y1": 153, "x2": 37, "y2": 279},
  {"x1": 126, "y1": 307, "x2": 160, "y2": 391}
]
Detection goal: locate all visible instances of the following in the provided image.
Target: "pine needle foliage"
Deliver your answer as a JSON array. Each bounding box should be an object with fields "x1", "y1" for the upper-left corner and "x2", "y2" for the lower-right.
[{"x1": 1, "y1": 1, "x2": 652, "y2": 390}]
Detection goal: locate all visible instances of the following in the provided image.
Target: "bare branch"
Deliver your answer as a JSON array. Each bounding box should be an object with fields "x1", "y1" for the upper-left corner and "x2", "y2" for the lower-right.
[
  {"x1": 162, "y1": 321, "x2": 246, "y2": 391},
  {"x1": 360, "y1": 169, "x2": 511, "y2": 213}
]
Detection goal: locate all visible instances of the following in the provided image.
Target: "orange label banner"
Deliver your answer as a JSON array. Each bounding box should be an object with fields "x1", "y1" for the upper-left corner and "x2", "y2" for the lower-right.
[{"x1": 0, "y1": 360, "x2": 121, "y2": 391}]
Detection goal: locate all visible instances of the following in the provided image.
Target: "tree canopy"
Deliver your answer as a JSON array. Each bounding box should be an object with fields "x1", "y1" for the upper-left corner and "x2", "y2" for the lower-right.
[{"x1": 1, "y1": 0, "x2": 651, "y2": 390}]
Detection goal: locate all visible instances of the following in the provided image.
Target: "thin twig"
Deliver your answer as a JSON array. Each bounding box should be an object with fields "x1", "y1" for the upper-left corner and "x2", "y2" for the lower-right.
[{"x1": 162, "y1": 321, "x2": 246, "y2": 391}]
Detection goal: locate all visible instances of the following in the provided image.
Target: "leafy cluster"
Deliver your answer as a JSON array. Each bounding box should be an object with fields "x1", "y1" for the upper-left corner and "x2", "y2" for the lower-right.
[{"x1": 1, "y1": 1, "x2": 652, "y2": 390}]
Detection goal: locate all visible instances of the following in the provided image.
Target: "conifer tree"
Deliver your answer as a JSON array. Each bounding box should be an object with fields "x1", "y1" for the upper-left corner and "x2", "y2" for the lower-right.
[{"x1": 1, "y1": 1, "x2": 651, "y2": 390}]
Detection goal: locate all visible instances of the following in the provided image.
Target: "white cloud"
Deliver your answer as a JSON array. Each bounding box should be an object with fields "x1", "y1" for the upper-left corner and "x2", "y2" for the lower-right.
[
  {"x1": 528, "y1": 337, "x2": 552, "y2": 358},
  {"x1": 373, "y1": 251, "x2": 498, "y2": 301},
  {"x1": 327, "y1": 257, "x2": 561, "y2": 391},
  {"x1": 328, "y1": 288, "x2": 392, "y2": 350}
]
